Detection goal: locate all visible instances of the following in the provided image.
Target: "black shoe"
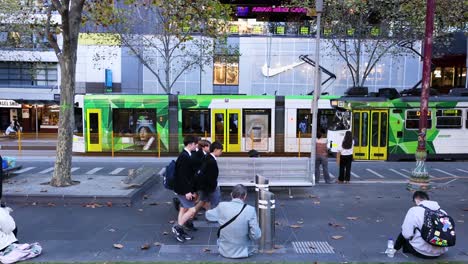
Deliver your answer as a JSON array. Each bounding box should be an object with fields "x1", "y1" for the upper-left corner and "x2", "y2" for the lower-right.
[
  {"x1": 173, "y1": 197, "x2": 181, "y2": 212},
  {"x1": 172, "y1": 225, "x2": 185, "y2": 243},
  {"x1": 181, "y1": 229, "x2": 193, "y2": 240},
  {"x1": 184, "y1": 220, "x2": 198, "y2": 231}
]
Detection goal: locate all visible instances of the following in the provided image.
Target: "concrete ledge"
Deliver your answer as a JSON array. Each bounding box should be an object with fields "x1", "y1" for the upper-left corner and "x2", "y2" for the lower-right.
[{"x1": 2, "y1": 171, "x2": 159, "y2": 206}]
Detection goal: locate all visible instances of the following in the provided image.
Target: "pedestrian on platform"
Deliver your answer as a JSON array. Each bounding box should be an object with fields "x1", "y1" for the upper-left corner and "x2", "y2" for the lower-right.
[
  {"x1": 0, "y1": 204, "x2": 17, "y2": 252},
  {"x1": 172, "y1": 135, "x2": 198, "y2": 243},
  {"x1": 393, "y1": 191, "x2": 450, "y2": 258},
  {"x1": 197, "y1": 141, "x2": 222, "y2": 210},
  {"x1": 338, "y1": 130, "x2": 353, "y2": 183},
  {"x1": 206, "y1": 184, "x2": 261, "y2": 259},
  {"x1": 315, "y1": 129, "x2": 333, "y2": 184}
]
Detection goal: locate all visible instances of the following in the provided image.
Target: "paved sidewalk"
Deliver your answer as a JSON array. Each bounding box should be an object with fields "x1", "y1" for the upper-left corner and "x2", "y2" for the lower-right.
[{"x1": 3, "y1": 176, "x2": 467, "y2": 262}]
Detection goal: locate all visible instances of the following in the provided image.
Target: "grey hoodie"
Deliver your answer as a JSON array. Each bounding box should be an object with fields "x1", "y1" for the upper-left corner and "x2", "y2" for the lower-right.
[{"x1": 401, "y1": 200, "x2": 449, "y2": 256}]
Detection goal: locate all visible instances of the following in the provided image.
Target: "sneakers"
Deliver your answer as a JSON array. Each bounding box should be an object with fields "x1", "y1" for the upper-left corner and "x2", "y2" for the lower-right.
[
  {"x1": 172, "y1": 225, "x2": 193, "y2": 242},
  {"x1": 173, "y1": 197, "x2": 181, "y2": 212},
  {"x1": 183, "y1": 220, "x2": 198, "y2": 231},
  {"x1": 172, "y1": 225, "x2": 185, "y2": 243}
]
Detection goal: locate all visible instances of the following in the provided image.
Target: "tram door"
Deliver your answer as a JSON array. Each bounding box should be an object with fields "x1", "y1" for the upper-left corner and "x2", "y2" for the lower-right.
[
  {"x1": 352, "y1": 110, "x2": 388, "y2": 160},
  {"x1": 86, "y1": 109, "x2": 102, "y2": 152},
  {"x1": 212, "y1": 109, "x2": 241, "y2": 152}
]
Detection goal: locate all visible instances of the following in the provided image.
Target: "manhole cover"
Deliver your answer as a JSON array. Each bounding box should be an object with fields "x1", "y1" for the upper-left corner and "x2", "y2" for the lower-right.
[{"x1": 292, "y1": 241, "x2": 335, "y2": 254}]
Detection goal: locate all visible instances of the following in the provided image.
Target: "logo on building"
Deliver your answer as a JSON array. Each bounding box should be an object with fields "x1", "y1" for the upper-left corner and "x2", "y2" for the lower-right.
[{"x1": 261, "y1": 61, "x2": 305, "y2": 77}]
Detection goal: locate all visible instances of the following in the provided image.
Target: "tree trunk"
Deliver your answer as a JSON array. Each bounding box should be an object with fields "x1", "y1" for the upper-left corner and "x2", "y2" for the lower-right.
[
  {"x1": 50, "y1": 53, "x2": 76, "y2": 187},
  {"x1": 50, "y1": 1, "x2": 84, "y2": 187},
  {"x1": 165, "y1": 60, "x2": 171, "y2": 94}
]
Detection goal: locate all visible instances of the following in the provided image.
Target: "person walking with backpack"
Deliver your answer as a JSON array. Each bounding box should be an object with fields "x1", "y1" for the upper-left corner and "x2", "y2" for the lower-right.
[
  {"x1": 393, "y1": 191, "x2": 453, "y2": 258},
  {"x1": 172, "y1": 135, "x2": 198, "y2": 242},
  {"x1": 337, "y1": 130, "x2": 354, "y2": 183}
]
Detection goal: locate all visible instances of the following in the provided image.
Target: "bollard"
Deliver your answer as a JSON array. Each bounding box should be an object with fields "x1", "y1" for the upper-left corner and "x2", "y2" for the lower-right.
[
  {"x1": 258, "y1": 189, "x2": 275, "y2": 252},
  {"x1": 255, "y1": 174, "x2": 269, "y2": 217}
]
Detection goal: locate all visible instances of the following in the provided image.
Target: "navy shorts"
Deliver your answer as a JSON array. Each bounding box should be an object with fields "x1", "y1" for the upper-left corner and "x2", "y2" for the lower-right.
[
  {"x1": 177, "y1": 194, "x2": 196, "y2": 208},
  {"x1": 199, "y1": 186, "x2": 221, "y2": 208}
]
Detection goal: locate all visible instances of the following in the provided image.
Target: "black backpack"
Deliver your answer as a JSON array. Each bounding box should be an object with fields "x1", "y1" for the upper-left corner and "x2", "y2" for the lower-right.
[
  {"x1": 163, "y1": 160, "x2": 176, "y2": 190},
  {"x1": 416, "y1": 205, "x2": 456, "y2": 247}
]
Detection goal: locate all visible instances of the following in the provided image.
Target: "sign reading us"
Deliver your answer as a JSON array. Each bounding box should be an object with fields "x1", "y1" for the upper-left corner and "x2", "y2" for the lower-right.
[{"x1": 261, "y1": 61, "x2": 306, "y2": 77}]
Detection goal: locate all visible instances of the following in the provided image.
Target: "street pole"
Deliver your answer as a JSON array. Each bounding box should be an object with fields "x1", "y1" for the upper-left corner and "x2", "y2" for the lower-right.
[
  {"x1": 408, "y1": 0, "x2": 435, "y2": 191},
  {"x1": 310, "y1": 0, "x2": 323, "y2": 186}
]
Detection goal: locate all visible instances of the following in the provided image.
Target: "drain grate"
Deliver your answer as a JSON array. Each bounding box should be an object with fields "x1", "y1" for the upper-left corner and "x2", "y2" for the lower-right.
[{"x1": 292, "y1": 241, "x2": 335, "y2": 254}]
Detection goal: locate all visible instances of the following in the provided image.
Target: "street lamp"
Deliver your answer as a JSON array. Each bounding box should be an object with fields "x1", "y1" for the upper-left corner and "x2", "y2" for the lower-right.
[
  {"x1": 310, "y1": 0, "x2": 323, "y2": 186},
  {"x1": 408, "y1": 0, "x2": 435, "y2": 191}
]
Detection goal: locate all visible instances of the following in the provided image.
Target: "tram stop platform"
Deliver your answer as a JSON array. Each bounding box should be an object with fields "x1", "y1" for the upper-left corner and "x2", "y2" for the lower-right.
[{"x1": 1, "y1": 166, "x2": 157, "y2": 206}]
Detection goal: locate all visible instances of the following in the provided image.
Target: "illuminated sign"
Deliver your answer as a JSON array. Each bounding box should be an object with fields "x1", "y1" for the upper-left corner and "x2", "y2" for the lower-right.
[
  {"x1": 251, "y1": 7, "x2": 308, "y2": 14},
  {"x1": 0, "y1": 100, "x2": 21, "y2": 108}
]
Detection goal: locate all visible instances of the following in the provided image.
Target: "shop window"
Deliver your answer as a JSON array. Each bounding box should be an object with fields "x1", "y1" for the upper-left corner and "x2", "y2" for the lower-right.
[
  {"x1": 0, "y1": 62, "x2": 57, "y2": 87},
  {"x1": 41, "y1": 105, "x2": 59, "y2": 128},
  {"x1": 112, "y1": 109, "x2": 157, "y2": 151},
  {"x1": 182, "y1": 109, "x2": 210, "y2": 137},
  {"x1": 213, "y1": 56, "x2": 239, "y2": 86},
  {"x1": 405, "y1": 110, "x2": 432, "y2": 130},
  {"x1": 436, "y1": 109, "x2": 462, "y2": 129}
]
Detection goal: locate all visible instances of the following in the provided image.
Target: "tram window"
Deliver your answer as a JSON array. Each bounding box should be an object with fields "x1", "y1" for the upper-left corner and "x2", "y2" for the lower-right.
[
  {"x1": 329, "y1": 110, "x2": 351, "y2": 131},
  {"x1": 182, "y1": 109, "x2": 210, "y2": 137},
  {"x1": 381, "y1": 112, "x2": 387, "y2": 147},
  {"x1": 243, "y1": 109, "x2": 271, "y2": 138},
  {"x1": 113, "y1": 109, "x2": 157, "y2": 137},
  {"x1": 371, "y1": 112, "x2": 379, "y2": 147},
  {"x1": 74, "y1": 107, "x2": 83, "y2": 135},
  {"x1": 361, "y1": 112, "x2": 368, "y2": 147},
  {"x1": 352, "y1": 113, "x2": 360, "y2": 146},
  {"x1": 436, "y1": 109, "x2": 462, "y2": 129},
  {"x1": 466, "y1": 110, "x2": 468, "y2": 129},
  {"x1": 317, "y1": 109, "x2": 339, "y2": 131},
  {"x1": 405, "y1": 110, "x2": 432, "y2": 129},
  {"x1": 296, "y1": 109, "x2": 312, "y2": 137}
]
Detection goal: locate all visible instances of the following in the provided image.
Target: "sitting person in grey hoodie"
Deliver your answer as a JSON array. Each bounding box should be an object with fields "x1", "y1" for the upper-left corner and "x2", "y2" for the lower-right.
[{"x1": 394, "y1": 191, "x2": 448, "y2": 258}]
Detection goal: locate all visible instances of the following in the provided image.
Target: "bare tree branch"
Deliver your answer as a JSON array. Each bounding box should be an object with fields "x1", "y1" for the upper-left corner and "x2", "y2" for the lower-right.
[
  {"x1": 50, "y1": 0, "x2": 66, "y2": 15},
  {"x1": 46, "y1": 4, "x2": 62, "y2": 59}
]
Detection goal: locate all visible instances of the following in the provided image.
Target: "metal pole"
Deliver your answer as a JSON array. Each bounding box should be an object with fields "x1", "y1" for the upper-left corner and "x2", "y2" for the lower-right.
[
  {"x1": 259, "y1": 189, "x2": 275, "y2": 252},
  {"x1": 35, "y1": 105, "x2": 38, "y2": 139},
  {"x1": 409, "y1": 0, "x2": 435, "y2": 191},
  {"x1": 310, "y1": 0, "x2": 323, "y2": 186},
  {"x1": 255, "y1": 174, "x2": 269, "y2": 218}
]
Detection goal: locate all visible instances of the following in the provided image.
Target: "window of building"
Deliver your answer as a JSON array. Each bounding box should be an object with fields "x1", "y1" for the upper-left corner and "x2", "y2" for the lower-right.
[
  {"x1": 181, "y1": 109, "x2": 210, "y2": 138},
  {"x1": 213, "y1": 56, "x2": 239, "y2": 86},
  {"x1": 436, "y1": 109, "x2": 462, "y2": 129},
  {"x1": 405, "y1": 110, "x2": 432, "y2": 129},
  {"x1": 0, "y1": 62, "x2": 57, "y2": 87}
]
